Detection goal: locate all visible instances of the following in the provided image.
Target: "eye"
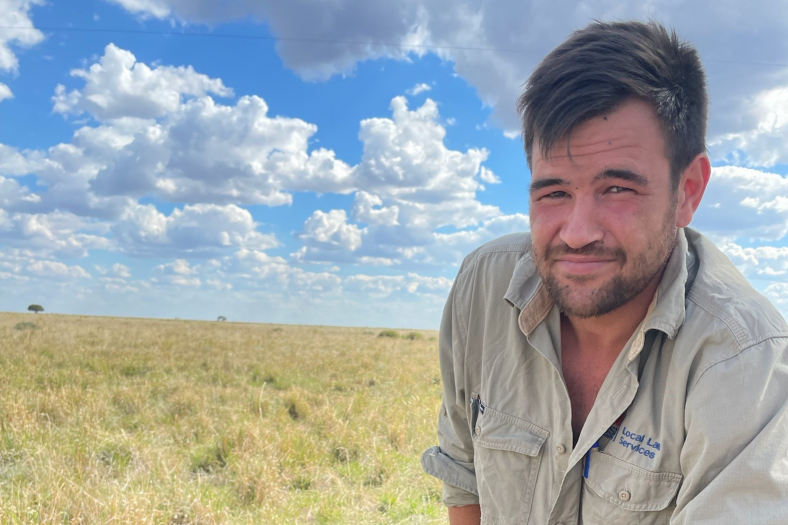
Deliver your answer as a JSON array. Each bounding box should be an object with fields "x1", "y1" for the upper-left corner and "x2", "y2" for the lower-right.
[
  {"x1": 541, "y1": 190, "x2": 569, "y2": 200},
  {"x1": 606, "y1": 186, "x2": 634, "y2": 195}
]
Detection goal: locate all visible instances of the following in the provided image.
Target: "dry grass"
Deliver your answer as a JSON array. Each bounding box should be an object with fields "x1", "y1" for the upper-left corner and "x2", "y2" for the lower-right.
[{"x1": 0, "y1": 313, "x2": 445, "y2": 524}]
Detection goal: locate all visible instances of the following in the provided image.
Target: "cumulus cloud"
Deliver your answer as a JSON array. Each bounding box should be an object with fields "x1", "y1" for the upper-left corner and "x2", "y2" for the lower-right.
[
  {"x1": 343, "y1": 272, "x2": 452, "y2": 298},
  {"x1": 27, "y1": 259, "x2": 91, "y2": 280},
  {"x1": 53, "y1": 43, "x2": 233, "y2": 120},
  {"x1": 0, "y1": 0, "x2": 44, "y2": 74},
  {"x1": 112, "y1": 203, "x2": 279, "y2": 257},
  {"x1": 351, "y1": 191, "x2": 399, "y2": 226},
  {"x1": 102, "y1": 0, "x2": 788, "y2": 141},
  {"x1": 0, "y1": 210, "x2": 111, "y2": 258},
  {"x1": 298, "y1": 209, "x2": 364, "y2": 252},
  {"x1": 764, "y1": 283, "x2": 788, "y2": 315},
  {"x1": 406, "y1": 83, "x2": 431, "y2": 96},
  {"x1": 709, "y1": 86, "x2": 788, "y2": 167},
  {"x1": 295, "y1": 96, "x2": 505, "y2": 266},
  {"x1": 112, "y1": 262, "x2": 131, "y2": 278},
  {"x1": 0, "y1": 175, "x2": 40, "y2": 211},
  {"x1": 721, "y1": 243, "x2": 788, "y2": 281},
  {"x1": 33, "y1": 46, "x2": 354, "y2": 211},
  {"x1": 0, "y1": 83, "x2": 12, "y2": 102},
  {"x1": 693, "y1": 166, "x2": 788, "y2": 241},
  {"x1": 152, "y1": 259, "x2": 201, "y2": 286}
]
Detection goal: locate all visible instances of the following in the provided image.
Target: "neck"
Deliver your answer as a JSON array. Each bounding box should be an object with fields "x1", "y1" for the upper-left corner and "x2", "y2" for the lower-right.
[{"x1": 562, "y1": 273, "x2": 662, "y2": 358}]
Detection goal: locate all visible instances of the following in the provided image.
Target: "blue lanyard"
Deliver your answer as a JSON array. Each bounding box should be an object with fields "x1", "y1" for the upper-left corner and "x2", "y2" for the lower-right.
[{"x1": 583, "y1": 440, "x2": 600, "y2": 478}]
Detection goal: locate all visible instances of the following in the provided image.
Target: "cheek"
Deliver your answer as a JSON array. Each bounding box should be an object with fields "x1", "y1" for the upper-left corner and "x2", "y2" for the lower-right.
[
  {"x1": 598, "y1": 201, "x2": 662, "y2": 246},
  {"x1": 528, "y1": 209, "x2": 558, "y2": 250}
]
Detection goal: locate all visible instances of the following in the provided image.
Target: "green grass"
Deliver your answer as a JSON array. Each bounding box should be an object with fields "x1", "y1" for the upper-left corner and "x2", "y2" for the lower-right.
[{"x1": 0, "y1": 313, "x2": 446, "y2": 524}]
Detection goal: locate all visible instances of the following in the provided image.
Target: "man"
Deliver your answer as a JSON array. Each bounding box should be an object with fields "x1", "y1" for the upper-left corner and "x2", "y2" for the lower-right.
[{"x1": 421, "y1": 20, "x2": 788, "y2": 525}]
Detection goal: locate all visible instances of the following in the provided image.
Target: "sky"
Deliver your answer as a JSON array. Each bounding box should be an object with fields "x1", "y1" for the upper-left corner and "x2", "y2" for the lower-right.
[{"x1": 0, "y1": 0, "x2": 787, "y2": 329}]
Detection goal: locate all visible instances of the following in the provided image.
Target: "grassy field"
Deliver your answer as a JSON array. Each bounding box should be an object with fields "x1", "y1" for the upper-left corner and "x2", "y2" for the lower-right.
[{"x1": 0, "y1": 313, "x2": 446, "y2": 524}]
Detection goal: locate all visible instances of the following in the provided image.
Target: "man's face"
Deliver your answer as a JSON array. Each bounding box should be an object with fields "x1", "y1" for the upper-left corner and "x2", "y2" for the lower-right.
[{"x1": 528, "y1": 99, "x2": 678, "y2": 319}]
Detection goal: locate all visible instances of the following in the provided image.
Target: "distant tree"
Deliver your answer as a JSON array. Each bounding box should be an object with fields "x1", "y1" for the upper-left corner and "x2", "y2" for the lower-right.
[
  {"x1": 27, "y1": 304, "x2": 44, "y2": 314},
  {"x1": 217, "y1": 316, "x2": 227, "y2": 322}
]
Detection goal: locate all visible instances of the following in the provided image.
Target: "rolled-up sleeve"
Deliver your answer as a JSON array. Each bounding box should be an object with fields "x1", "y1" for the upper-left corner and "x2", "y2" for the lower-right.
[
  {"x1": 421, "y1": 268, "x2": 480, "y2": 506},
  {"x1": 671, "y1": 336, "x2": 788, "y2": 524}
]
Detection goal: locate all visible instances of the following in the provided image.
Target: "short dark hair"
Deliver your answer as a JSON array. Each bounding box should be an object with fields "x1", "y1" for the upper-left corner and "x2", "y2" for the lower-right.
[{"x1": 518, "y1": 20, "x2": 708, "y2": 189}]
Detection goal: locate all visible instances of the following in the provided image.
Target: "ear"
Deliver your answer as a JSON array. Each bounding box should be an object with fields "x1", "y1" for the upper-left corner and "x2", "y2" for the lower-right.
[{"x1": 675, "y1": 153, "x2": 711, "y2": 228}]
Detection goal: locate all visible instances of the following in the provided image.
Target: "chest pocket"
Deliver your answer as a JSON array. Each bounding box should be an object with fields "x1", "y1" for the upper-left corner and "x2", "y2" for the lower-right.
[
  {"x1": 471, "y1": 398, "x2": 549, "y2": 525},
  {"x1": 582, "y1": 450, "x2": 682, "y2": 525}
]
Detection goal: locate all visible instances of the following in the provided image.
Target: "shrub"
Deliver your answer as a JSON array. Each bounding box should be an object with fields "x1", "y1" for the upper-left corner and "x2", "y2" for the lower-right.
[
  {"x1": 404, "y1": 332, "x2": 424, "y2": 340},
  {"x1": 14, "y1": 322, "x2": 39, "y2": 331},
  {"x1": 377, "y1": 330, "x2": 399, "y2": 338}
]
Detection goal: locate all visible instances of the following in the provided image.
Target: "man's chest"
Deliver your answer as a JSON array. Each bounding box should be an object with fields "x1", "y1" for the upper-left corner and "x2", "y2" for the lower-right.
[
  {"x1": 466, "y1": 320, "x2": 689, "y2": 524},
  {"x1": 561, "y1": 359, "x2": 609, "y2": 445}
]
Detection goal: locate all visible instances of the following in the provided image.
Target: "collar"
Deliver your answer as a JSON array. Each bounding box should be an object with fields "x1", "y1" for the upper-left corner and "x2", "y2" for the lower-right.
[{"x1": 504, "y1": 229, "x2": 693, "y2": 357}]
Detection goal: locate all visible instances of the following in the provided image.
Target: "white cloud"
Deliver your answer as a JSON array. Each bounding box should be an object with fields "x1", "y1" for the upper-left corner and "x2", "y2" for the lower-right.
[
  {"x1": 0, "y1": 175, "x2": 40, "y2": 211},
  {"x1": 152, "y1": 259, "x2": 201, "y2": 286},
  {"x1": 0, "y1": 144, "x2": 39, "y2": 176},
  {"x1": 692, "y1": 166, "x2": 788, "y2": 241},
  {"x1": 101, "y1": 0, "x2": 788, "y2": 140},
  {"x1": 27, "y1": 260, "x2": 91, "y2": 280},
  {"x1": 295, "y1": 96, "x2": 509, "y2": 267},
  {"x1": 479, "y1": 166, "x2": 500, "y2": 184},
  {"x1": 0, "y1": 82, "x2": 12, "y2": 102},
  {"x1": 53, "y1": 43, "x2": 233, "y2": 120},
  {"x1": 0, "y1": 0, "x2": 44, "y2": 74},
  {"x1": 112, "y1": 262, "x2": 131, "y2": 278},
  {"x1": 105, "y1": 0, "x2": 171, "y2": 19},
  {"x1": 112, "y1": 203, "x2": 279, "y2": 257},
  {"x1": 406, "y1": 272, "x2": 452, "y2": 294},
  {"x1": 351, "y1": 191, "x2": 399, "y2": 226},
  {"x1": 343, "y1": 274, "x2": 405, "y2": 298},
  {"x1": 721, "y1": 243, "x2": 788, "y2": 281},
  {"x1": 298, "y1": 209, "x2": 364, "y2": 252},
  {"x1": 406, "y1": 83, "x2": 431, "y2": 96},
  {"x1": 0, "y1": 210, "x2": 111, "y2": 258},
  {"x1": 34, "y1": 46, "x2": 354, "y2": 211},
  {"x1": 343, "y1": 272, "x2": 452, "y2": 298},
  {"x1": 763, "y1": 283, "x2": 788, "y2": 316}
]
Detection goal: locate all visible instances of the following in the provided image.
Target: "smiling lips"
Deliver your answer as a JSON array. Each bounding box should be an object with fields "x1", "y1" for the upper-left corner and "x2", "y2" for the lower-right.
[{"x1": 554, "y1": 257, "x2": 617, "y2": 275}]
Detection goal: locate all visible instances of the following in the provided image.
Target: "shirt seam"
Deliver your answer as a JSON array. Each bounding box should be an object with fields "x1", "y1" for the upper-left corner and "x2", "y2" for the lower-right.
[
  {"x1": 687, "y1": 289, "x2": 748, "y2": 348},
  {"x1": 456, "y1": 244, "x2": 532, "y2": 281},
  {"x1": 453, "y1": 247, "x2": 532, "y2": 346},
  {"x1": 685, "y1": 331, "x2": 788, "y2": 396},
  {"x1": 452, "y1": 283, "x2": 469, "y2": 361}
]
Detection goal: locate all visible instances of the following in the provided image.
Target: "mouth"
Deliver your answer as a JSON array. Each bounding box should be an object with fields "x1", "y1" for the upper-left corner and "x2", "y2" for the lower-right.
[{"x1": 554, "y1": 257, "x2": 617, "y2": 275}]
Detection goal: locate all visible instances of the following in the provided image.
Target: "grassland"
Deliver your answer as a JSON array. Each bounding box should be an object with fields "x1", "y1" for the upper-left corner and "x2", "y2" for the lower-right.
[{"x1": 0, "y1": 313, "x2": 446, "y2": 524}]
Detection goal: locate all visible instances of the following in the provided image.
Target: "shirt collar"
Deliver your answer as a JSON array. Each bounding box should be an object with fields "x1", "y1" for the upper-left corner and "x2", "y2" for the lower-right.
[{"x1": 504, "y1": 229, "x2": 692, "y2": 353}]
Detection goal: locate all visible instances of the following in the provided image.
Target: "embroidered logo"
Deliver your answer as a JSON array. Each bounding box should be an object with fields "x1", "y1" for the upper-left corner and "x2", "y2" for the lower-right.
[{"x1": 617, "y1": 426, "x2": 661, "y2": 460}]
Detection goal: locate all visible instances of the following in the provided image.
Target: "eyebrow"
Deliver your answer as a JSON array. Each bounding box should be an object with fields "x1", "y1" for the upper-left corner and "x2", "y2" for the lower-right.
[
  {"x1": 593, "y1": 169, "x2": 649, "y2": 186},
  {"x1": 529, "y1": 177, "x2": 570, "y2": 193},
  {"x1": 529, "y1": 169, "x2": 649, "y2": 194}
]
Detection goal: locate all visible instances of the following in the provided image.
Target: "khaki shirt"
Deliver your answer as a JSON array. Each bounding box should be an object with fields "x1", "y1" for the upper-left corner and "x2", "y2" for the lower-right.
[{"x1": 422, "y1": 227, "x2": 788, "y2": 524}]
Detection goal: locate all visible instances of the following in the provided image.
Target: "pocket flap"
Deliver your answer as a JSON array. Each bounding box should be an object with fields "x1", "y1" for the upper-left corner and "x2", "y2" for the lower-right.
[
  {"x1": 421, "y1": 446, "x2": 479, "y2": 496},
  {"x1": 473, "y1": 406, "x2": 549, "y2": 456},
  {"x1": 586, "y1": 450, "x2": 682, "y2": 512}
]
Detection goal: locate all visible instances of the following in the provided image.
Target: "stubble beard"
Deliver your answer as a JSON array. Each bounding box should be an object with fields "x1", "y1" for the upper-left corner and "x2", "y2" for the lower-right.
[{"x1": 534, "y1": 208, "x2": 678, "y2": 319}]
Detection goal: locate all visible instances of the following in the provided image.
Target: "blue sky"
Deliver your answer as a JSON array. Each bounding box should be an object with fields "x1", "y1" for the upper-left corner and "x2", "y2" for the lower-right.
[{"x1": 0, "y1": 0, "x2": 787, "y2": 328}]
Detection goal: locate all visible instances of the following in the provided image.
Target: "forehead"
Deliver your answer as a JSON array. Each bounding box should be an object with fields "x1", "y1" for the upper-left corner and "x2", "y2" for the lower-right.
[{"x1": 531, "y1": 99, "x2": 669, "y2": 178}]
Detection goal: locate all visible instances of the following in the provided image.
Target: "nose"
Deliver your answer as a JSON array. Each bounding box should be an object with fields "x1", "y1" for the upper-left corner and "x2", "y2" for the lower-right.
[{"x1": 559, "y1": 195, "x2": 604, "y2": 249}]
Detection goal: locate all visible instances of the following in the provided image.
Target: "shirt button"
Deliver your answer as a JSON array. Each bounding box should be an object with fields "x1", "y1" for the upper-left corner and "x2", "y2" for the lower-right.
[
  {"x1": 441, "y1": 406, "x2": 447, "y2": 416},
  {"x1": 475, "y1": 425, "x2": 481, "y2": 435},
  {"x1": 619, "y1": 490, "x2": 631, "y2": 502},
  {"x1": 555, "y1": 444, "x2": 566, "y2": 454}
]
